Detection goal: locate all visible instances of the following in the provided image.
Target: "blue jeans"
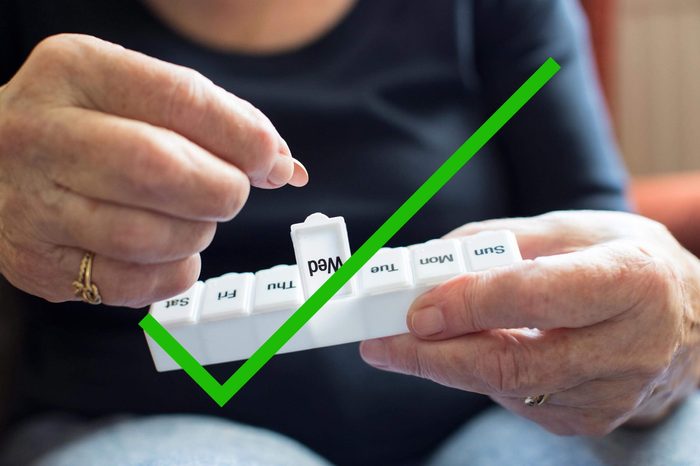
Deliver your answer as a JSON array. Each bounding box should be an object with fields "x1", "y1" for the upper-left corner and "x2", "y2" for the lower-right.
[{"x1": 2, "y1": 391, "x2": 699, "y2": 466}]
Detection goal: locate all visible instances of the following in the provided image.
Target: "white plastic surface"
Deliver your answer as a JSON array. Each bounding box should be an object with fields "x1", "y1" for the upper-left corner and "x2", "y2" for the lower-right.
[
  {"x1": 150, "y1": 281, "x2": 204, "y2": 326},
  {"x1": 461, "y1": 230, "x2": 523, "y2": 271},
  {"x1": 409, "y1": 239, "x2": 467, "y2": 285},
  {"x1": 359, "y1": 247, "x2": 413, "y2": 295},
  {"x1": 290, "y1": 213, "x2": 355, "y2": 299},
  {"x1": 201, "y1": 273, "x2": 254, "y2": 321},
  {"x1": 144, "y1": 225, "x2": 522, "y2": 372},
  {"x1": 253, "y1": 265, "x2": 304, "y2": 313}
]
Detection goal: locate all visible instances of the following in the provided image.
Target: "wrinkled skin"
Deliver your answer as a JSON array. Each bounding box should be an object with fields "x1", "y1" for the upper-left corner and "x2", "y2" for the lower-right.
[
  {"x1": 0, "y1": 34, "x2": 307, "y2": 307},
  {"x1": 361, "y1": 211, "x2": 700, "y2": 435}
]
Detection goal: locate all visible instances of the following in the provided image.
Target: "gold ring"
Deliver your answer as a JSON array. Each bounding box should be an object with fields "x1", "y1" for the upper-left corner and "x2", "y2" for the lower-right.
[
  {"x1": 72, "y1": 251, "x2": 102, "y2": 305},
  {"x1": 524, "y1": 394, "x2": 549, "y2": 407}
]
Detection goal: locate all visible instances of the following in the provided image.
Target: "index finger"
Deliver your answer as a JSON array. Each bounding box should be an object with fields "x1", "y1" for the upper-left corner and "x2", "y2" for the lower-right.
[
  {"x1": 359, "y1": 327, "x2": 599, "y2": 397},
  {"x1": 45, "y1": 34, "x2": 306, "y2": 188},
  {"x1": 407, "y1": 240, "x2": 658, "y2": 339}
]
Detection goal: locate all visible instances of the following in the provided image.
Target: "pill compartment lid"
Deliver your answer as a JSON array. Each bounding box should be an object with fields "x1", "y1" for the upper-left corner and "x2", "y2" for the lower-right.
[{"x1": 290, "y1": 212, "x2": 355, "y2": 299}]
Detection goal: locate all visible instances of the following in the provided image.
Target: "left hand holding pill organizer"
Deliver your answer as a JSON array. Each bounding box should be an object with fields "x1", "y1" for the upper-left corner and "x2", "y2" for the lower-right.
[
  {"x1": 145, "y1": 213, "x2": 523, "y2": 370},
  {"x1": 0, "y1": 34, "x2": 307, "y2": 308}
]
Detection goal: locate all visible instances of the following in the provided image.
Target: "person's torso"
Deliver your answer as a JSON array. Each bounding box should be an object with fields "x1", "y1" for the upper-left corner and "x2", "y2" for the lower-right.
[{"x1": 4, "y1": 1, "x2": 512, "y2": 464}]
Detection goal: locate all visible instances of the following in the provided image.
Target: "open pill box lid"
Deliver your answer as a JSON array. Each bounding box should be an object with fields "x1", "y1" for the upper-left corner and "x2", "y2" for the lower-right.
[{"x1": 290, "y1": 212, "x2": 355, "y2": 300}]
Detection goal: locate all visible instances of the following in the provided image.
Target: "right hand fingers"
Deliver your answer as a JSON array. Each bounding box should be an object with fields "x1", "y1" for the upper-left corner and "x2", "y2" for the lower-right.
[
  {"x1": 0, "y1": 242, "x2": 202, "y2": 308},
  {"x1": 38, "y1": 107, "x2": 252, "y2": 221},
  {"x1": 0, "y1": 176, "x2": 220, "y2": 307},
  {"x1": 6, "y1": 33, "x2": 308, "y2": 192},
  {"x1": 0, "y1": 179, "x2": 216, "y2": 305},
  {"x1": 14, "y1": 182, "x2": 218, "y2": 265}
]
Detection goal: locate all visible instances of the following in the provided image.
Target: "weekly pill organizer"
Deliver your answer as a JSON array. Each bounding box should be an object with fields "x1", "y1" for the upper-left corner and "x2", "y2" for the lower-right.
[{"x1": 145, "y1": 213, "x2": 522, "y2": 371}]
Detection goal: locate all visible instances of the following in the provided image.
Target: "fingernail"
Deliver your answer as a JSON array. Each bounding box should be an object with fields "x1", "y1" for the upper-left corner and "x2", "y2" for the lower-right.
[
  {"x1": 288, "y1": 158, "x2": 309, "y2": 187},
  {"x1": 360, "y1": 339, "x2": 388, "y2": 367},
  {"x1": 410, "y1": 306, "x2": 445, "y2": 337},
  {"x1": 266, "y1": 156, "x2": 294, "y2": 187}
]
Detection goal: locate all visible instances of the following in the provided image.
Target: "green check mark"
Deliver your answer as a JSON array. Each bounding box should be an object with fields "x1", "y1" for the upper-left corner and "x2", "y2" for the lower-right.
[{"x1": 140, "y1": 58, "x2": 561, "y2": 407}]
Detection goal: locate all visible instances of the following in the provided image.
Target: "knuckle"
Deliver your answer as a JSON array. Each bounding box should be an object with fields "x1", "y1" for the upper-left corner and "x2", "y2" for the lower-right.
[
  {"x1": 621, "y1": 242, "x2": 674, "y2": 306},
  {"x1": 459, "y1": 274, "x2": 483, "y2": 330},
  {"x1": 115, "y1": 284, "x2": 158, "y2": 309},
  {"x1": 126, "y1": 127, "x2": 248, "y2": 221},
  {"x1": 379, "y1": 341, "x2": 425, "y2": 379},
  {"x1": 514, "y1": 267, "x2": 547, "y2": 324},
  {"x1": 32, "y1": 34, "x2": 75, "y2": 62},
  {"x1": 0, "y1": 92, "x2": 63, "y2": 168},
  {"x1": 161, "y1": 221, "x2": 216, "y2": 259},
  {"x1": 186, "y1": 221, "x2": 217, "y2": 255},
  {"x1": 125, "y1": 288, "x2": 162, "y2": 309},
  {"x1": 29, "y1": 34, "x2": 90, "y2": 77},
  {"x1": 639, "y1": 215, "x2": 673, "y2": 239},
  {"x1": 110, "y1": 257, "x2": 200, "y2": 309},
  {"x1": 25, "y1": 34, "x2": 121, "y2": 108},
  {"x1": 642, "y1": 258, "x2": 677, "y2": 309},
  {"x1": 165, "y1": 68, "x2": 212, "y2": 128},
  {"x1": 126, "y1": 131, "x2": 185, "y2": 200},
  {"x1": 106, "y1": 271, "x2": 150, "y2": 309},
  {"x1": 478, "y1": 333, "x2": 532, "y2": 394},
  {"x1": 207, "y1": 170, "x2": 250, "y2": 221},
  {"x1": 229, "y1": 176, "x2": 251, "y2": 218},
  {"x1": 157, "y1": 256, "x2": 201, "y2": 299},
  {"x1": 623, "y1": 245, "x2": 681, "y2": 375},
  {"x1": 244, "y1": 119, "x2": 279, "y2": 174},
  {"x1": 105, "y1": 219, "x2": 157, "y2": 262},
  {"x1": 403, "y1": 345, "x2": 432, "y2": 379},
  {"x1": 250, "y1": 122, "x2": 278, "y2": 157},
  {"x1": 107, "y1": 218, "x2": 214, "y2": 265},
  {"x1": 191, "y1": 222, "x2": 217, "y2": 254},
  {"x1": 6, "y1": 34, "x2": 101, "y2": 108}
]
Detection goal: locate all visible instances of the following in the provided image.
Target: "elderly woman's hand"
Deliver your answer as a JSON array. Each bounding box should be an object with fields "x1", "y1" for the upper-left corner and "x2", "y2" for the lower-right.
[
  {"x1": 360, "y1": 211, "x2": 700, "y2": 435},
  {"x1": 0, "y1": 34, "x2": 307, "y2": 307}
]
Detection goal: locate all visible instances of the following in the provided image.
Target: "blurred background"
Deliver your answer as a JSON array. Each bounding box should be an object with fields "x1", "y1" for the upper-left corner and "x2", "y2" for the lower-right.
[
  {"x1": 582, "y1": 0, "x2": 700, "y2": 256},
  {"x1": 583, "y1": 0, "x2": 700, "y2": 174}
]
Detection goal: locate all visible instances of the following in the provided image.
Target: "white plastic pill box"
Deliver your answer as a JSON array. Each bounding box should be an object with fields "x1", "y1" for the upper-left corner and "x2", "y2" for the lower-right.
[{"x1": 145, "y1": 214, "x2": 522, "y2": 371}]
